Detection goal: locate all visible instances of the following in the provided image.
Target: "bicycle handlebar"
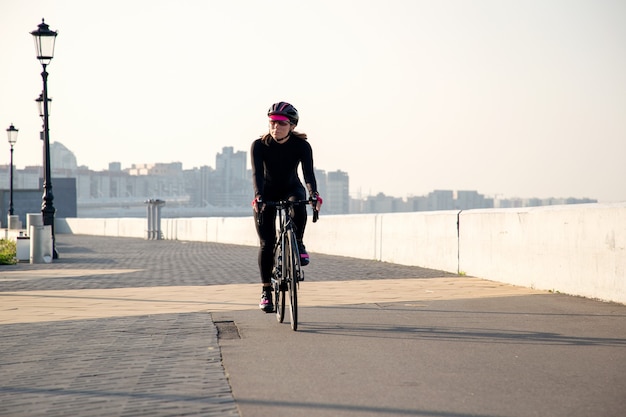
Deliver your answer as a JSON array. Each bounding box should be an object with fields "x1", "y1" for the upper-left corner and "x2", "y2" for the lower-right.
[{"x1": 261, "y1": 198, "x2": 320, "y2": 223}]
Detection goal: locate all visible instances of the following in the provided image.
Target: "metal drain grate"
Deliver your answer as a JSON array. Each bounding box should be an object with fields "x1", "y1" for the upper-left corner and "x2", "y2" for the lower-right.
[{"x1": 215, "y1": 320, "x2": 241, "y2": 340}]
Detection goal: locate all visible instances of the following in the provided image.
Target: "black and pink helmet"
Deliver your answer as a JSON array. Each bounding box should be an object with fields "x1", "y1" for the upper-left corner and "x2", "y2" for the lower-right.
[{"x1": 268, "y1": 102, "x2": 299, "y2": 125}]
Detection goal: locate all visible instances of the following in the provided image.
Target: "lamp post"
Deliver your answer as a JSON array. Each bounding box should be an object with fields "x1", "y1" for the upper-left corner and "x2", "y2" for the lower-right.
[
  {"x1": 6, "y1": 124, "x2": 18, "y2": 217},
  {"x1": 31, "y1": 18, "x2": 58, "y2": 259}
]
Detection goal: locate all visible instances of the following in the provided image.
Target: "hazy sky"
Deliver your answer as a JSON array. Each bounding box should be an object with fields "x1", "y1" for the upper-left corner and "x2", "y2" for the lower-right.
[{"x1": 1, "y1": 0, "x2": 625, "y2": 202}]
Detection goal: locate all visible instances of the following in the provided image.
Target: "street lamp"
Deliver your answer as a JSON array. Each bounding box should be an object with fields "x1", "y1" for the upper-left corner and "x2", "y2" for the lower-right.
[
  {"x1": 31, "y1": 18, "x2": 58, "y2": 259},
  {"x1": 6, "y1": 124, "x2": 18, "y2": 217}
]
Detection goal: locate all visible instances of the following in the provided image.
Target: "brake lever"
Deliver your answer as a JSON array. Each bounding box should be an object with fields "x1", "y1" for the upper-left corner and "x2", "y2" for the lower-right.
[{"x1": 310, "y1": 197, "x2": 319, "y2": 223}]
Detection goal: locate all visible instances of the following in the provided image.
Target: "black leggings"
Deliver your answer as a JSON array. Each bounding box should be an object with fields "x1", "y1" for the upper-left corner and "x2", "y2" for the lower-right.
[{"x1": 254, "y1": 194, "x2": 307, "y2": 284}]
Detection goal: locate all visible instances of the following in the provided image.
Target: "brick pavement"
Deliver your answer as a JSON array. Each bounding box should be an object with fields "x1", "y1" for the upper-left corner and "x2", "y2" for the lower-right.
[
  {"x1": 0, "y1": 234, "x2": 461, "y2": 417},
  {"x1": 1, "y1": 313, "x2": 236, "y2": 417},
  {"x1": 1, "y1": 235, "x2": 457, "y2": 292}
]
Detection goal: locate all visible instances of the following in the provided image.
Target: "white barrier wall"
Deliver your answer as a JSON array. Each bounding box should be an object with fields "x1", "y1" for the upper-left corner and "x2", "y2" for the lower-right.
[
  {"x1": 56, "y1": 218, "x2": 146, "y2": 238},
  {"x1": 55, "y1": 202, "x2": 626, "y2": 304},
  {"x1": 458, "y1": 203, "x2": 626, "y2": 304},
  {"x1": 161, "y1": 217, "x2": 259, "y2": 246},
  {"x1": 305, "y1": 214, "x2": 379, "y2": 260},
  {"x1": 377, "y1": 211, "x2": 460, "y2": 272}
]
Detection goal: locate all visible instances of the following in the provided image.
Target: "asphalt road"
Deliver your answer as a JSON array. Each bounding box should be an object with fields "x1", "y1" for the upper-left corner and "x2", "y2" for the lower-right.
[{"x1": 214, "y1": 292, "x2": 626, "y2": 417}]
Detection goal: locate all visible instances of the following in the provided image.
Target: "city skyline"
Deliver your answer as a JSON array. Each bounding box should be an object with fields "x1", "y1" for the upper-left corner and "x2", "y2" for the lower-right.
[
  {"x1": 1, "y1": 140, "x2": 601, "y2": 205},
  {"x1": 1, "y1": 1, "x2": 625, "y2": 203}
]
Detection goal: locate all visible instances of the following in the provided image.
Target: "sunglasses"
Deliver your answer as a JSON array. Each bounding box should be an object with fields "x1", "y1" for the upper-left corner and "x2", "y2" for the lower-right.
[{"x1": 269, "y1": 120, "x2": 290, "y2": 127}]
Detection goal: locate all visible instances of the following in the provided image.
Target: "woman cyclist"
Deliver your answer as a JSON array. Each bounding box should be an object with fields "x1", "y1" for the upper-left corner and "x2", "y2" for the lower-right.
[{"x1": 251, "y1": 102, "x2": 322, "y2": 312}]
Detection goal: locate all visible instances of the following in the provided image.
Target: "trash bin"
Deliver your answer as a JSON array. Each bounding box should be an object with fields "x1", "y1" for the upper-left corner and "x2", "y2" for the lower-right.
[
  {"x1": 16, "y1": 235, "x2": 30, "y2": 262},
  {"x1": 30, "y1": 225, "x2": 53, "y2": 264}
]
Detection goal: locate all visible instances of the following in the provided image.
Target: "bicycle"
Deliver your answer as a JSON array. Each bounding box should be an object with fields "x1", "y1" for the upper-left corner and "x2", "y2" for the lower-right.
[{"x1": 262, "y1": 198, "x2": 319, "y2": 331}]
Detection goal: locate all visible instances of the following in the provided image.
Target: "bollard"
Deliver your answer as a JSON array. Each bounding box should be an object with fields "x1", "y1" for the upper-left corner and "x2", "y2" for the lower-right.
[
  {"x1": 145, "y1": 201, "x2": 152, "y2": 240},
  {"x1": 7, "y1": 215, "x2": 21, "y2": 230},
  {"x1": 26, "y1": 213, "x2": 43, "y2": 235},
  {"x1": 30, "y1": 224, "x2": 53, "y2": 264},
  {"x1": 145, "y1": 199, "x2": 166, "y2": 240},
  {"x1": 154, "y1": 199, "x2": 165, "y2": 240}
]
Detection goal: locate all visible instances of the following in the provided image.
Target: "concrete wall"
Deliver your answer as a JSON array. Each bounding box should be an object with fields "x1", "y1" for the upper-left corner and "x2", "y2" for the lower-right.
[
  {"x1": 458, "y1": 203, "x2": 626, "y2": 304},
  {"x1": 54, "y1": 202, "x2": 626, "y2": 304}
]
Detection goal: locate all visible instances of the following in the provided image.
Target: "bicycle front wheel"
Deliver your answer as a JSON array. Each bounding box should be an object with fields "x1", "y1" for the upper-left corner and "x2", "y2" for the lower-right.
[
  {"x1": 286, "y1": 229, "x2": 299, "y2": 331},
  {"x1": 273, "y1": 243, "x2": 286, "y2": 323}
]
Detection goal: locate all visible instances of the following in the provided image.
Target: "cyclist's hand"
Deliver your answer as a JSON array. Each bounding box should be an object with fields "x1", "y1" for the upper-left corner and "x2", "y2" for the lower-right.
[
  {"x1": 312, "y1": 195, "x2": 323, "y2": 212},
  {"x1": 252, "y1": 197, "x2": 265, "y2": 213}
]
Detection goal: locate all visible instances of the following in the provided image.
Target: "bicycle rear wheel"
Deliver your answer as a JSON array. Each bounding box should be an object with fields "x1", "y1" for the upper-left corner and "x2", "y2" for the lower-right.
[{"x1": 286, "y1": 229, "x2": 299, "y2": 330}]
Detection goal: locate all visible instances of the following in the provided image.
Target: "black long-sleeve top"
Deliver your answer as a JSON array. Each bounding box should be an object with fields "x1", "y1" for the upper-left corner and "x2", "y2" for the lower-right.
[{"x1": 251, "y1": 136, "x2": 318, "y2": 200}]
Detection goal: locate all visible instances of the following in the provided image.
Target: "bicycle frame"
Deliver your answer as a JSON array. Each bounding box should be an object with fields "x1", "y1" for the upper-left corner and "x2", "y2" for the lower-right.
[{"x1": 263, "y1": 198, "x2": 317, "y2": 331}]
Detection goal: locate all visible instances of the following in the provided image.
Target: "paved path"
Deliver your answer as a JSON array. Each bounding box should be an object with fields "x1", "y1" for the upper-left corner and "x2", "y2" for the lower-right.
[{"x1": 1, "y1": 235, "x2": 625, "y2": 416}]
